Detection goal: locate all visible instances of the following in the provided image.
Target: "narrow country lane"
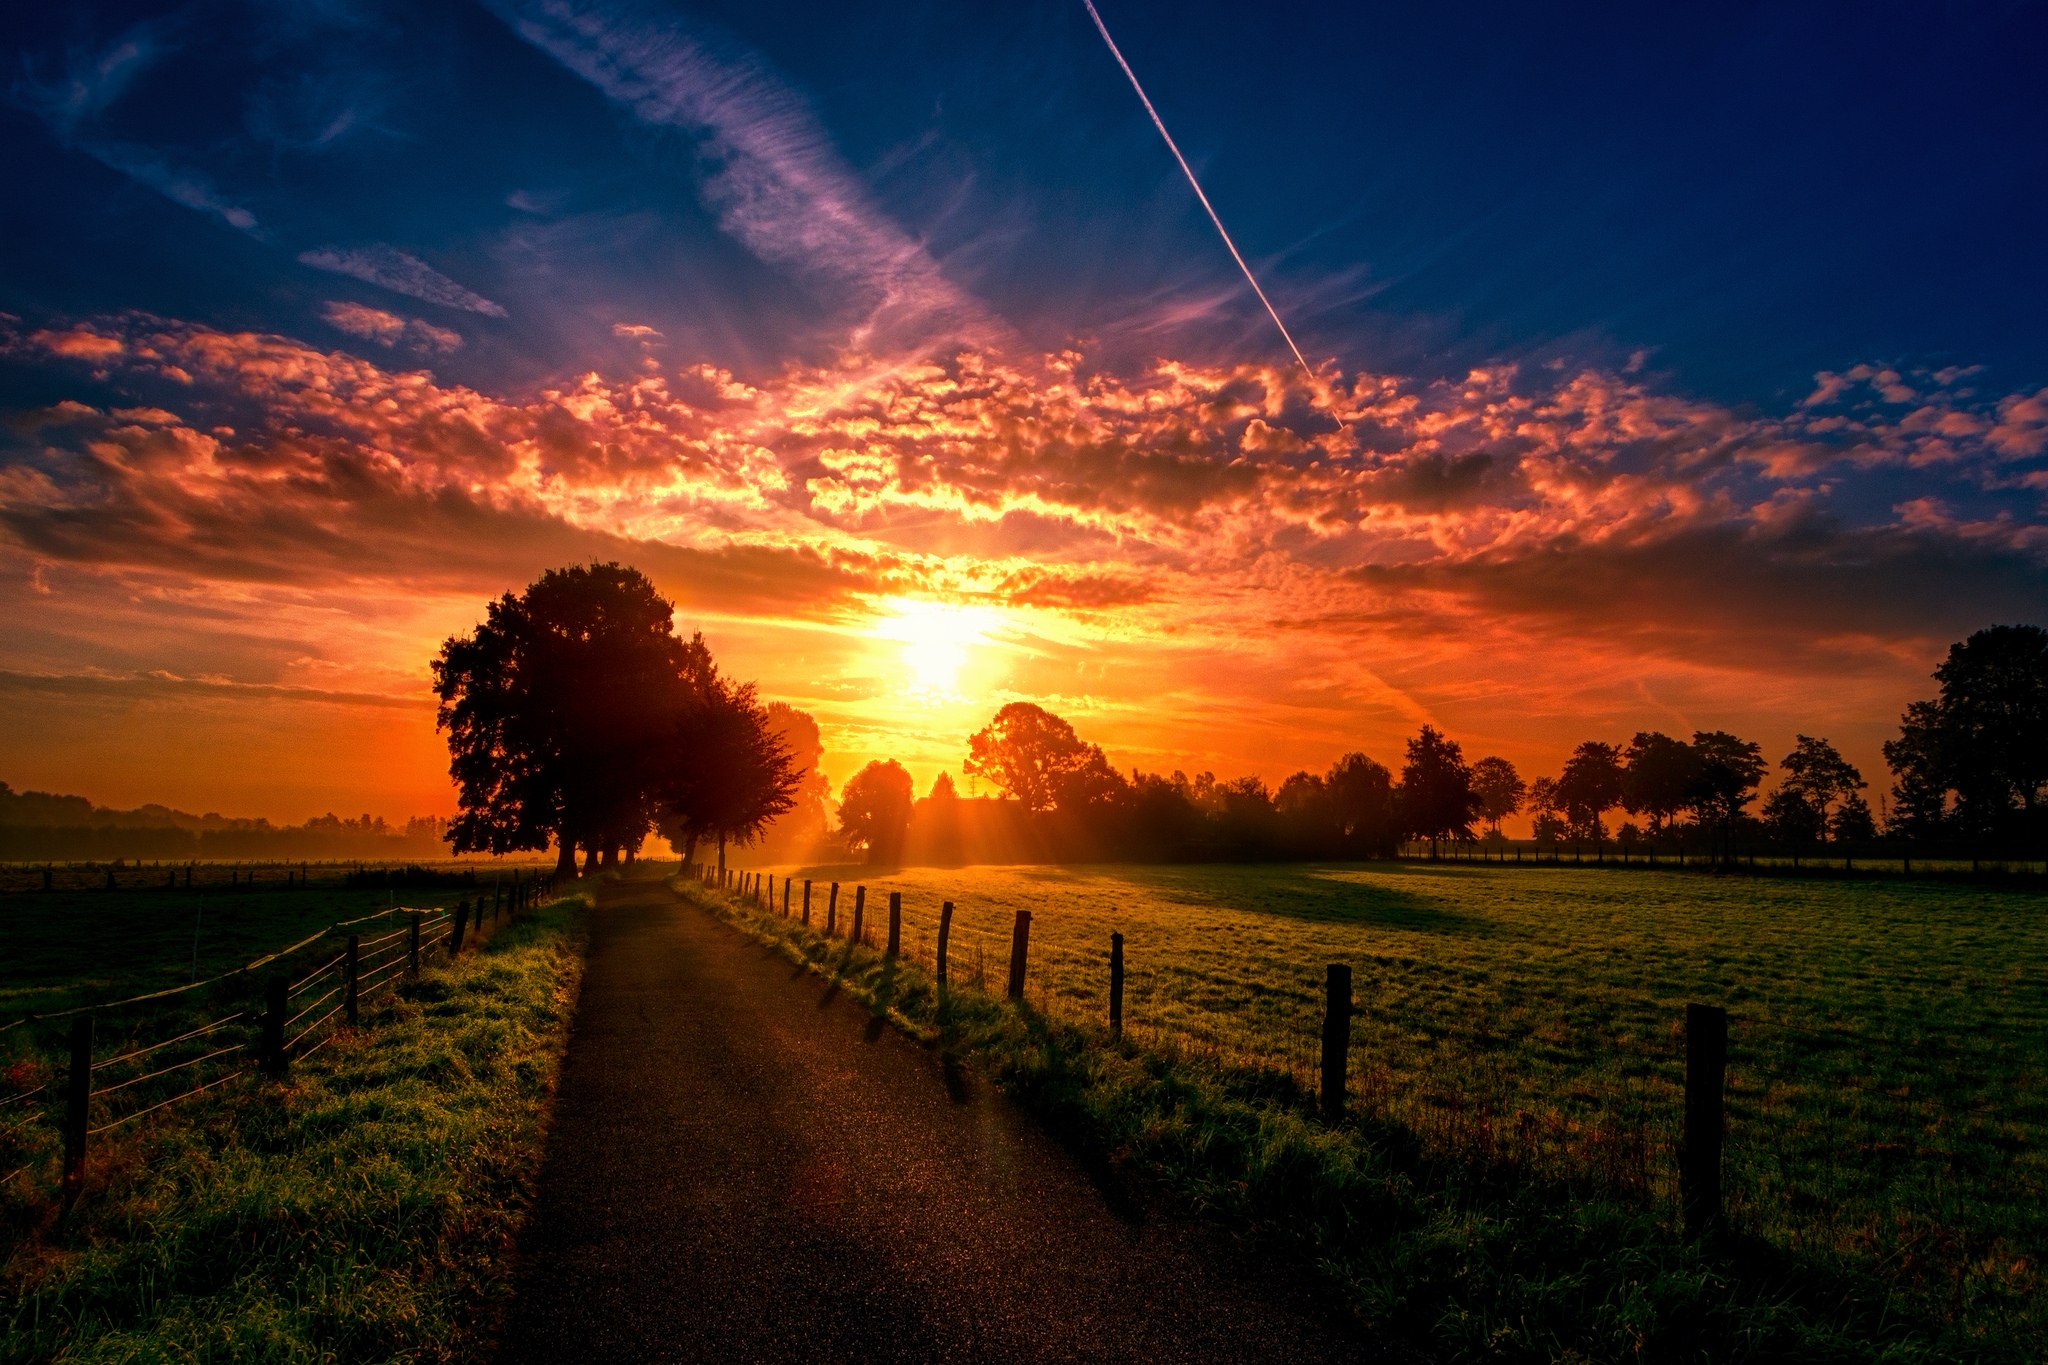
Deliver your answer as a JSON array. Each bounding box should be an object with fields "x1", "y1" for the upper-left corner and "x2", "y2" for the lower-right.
[{"x1": 497, "y1": 873, "x2": 1376, "y2": 1364}]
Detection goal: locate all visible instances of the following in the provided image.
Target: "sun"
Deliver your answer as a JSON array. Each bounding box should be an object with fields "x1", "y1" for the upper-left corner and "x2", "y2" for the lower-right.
[{"x1": 873, "y1": 597, "x2": 1004, "y2": 697}]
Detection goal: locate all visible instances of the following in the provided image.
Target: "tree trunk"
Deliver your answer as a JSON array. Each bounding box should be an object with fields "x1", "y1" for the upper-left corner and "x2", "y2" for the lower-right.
[
  {"x1": 601, "y1": 845, "x2": 618, "y2": 868},
  {"x1": 583, "y1": 844, "x2": 600, "y2": 876},
  {"x1": 555, "y1": 836, "x2": 578, "y2": 879},
  {"x1": 683, "y1": 833, "x2": 699, "y2": 869},
  {"x1": 717, "y1": 833, "x2": 727, "y2": 880}
]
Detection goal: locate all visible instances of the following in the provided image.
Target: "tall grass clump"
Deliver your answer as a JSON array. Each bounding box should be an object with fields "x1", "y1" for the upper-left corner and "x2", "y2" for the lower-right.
[
  {"x1": 683, "y1": 871, "x2": 2039, "y2": 1364},
  {"x1": 0, "y1": 893, "x2": 587, "y2": 1364}
]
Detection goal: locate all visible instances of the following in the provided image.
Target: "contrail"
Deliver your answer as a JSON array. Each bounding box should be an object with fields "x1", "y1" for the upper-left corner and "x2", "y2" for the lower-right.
[{"x1": 1082, "y1": 0, "x2": 1317, "y2": 384}]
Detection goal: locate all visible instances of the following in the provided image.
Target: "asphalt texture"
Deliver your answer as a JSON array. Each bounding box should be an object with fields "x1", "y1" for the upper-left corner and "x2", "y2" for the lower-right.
[{"x1": 497, "y1": 875, "x2": 1377, "y2": 1365}]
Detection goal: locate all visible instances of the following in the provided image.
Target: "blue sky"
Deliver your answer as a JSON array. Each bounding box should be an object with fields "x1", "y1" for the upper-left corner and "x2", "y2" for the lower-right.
[{"x1": 7, "y1": 0, "x2": 2044, "y2": 403}]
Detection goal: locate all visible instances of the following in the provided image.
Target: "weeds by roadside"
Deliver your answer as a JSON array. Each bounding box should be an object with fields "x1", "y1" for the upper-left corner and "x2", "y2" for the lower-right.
[{"x1": 0, "y1": 894, "x2": 587, "y2": 1364}]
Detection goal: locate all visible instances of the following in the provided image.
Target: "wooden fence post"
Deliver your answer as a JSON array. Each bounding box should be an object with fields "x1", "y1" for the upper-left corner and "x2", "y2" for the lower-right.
[
  {"x1": 62, "y1": 1014, "x2": 92, "y2": 1206},
  {"x1": 852, "y1": 886, "x2": 866, "y2": 944},
  {"x1": 936, "y1": 901, "x2": 953, "y2": 986},
  {"x1": 1682, "y1": 1003, "x2": 1727, "y2": 1238},
  {"x1": 451, "y1": 900, "x2": 468, "y2": 953},
  {"x1": 803, "y1": 879, "x2": 812, "y2": 925},
  {"x1": 887, "y1": 892, "x2": 901, "y2": 958},
  {"x1": 1321, "y1": 964, "x2": 1352, "y2": 1121},
  {"x1": 264, "y1": 975, "x2": 288, "y2": 1079},
  {"x1": 783, "y1": 878, "x2": 791, "y2": 917},
  {"x1": 344, "y1": 934, "x2": 359, "y2": 1027},
  {"x1": 1007, "y1": 910, "x2": 1032, "y2": 1000},
  {"x1": 409, "y1": 913, "x2": 421, "y2": 978},
  {"x1": 827, "y1": 883, "x2": 839, "y2": 936},
  {"x1": 1109, "y1": 932, "x2": 1124, "y2": 1038}
]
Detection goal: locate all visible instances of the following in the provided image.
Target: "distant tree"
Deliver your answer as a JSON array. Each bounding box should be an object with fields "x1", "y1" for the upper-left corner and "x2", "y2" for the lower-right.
[
  {"x1": 1555, "y1": 741, "x2": 1625, "y2": 842},
  {"x1": 838, "y1": 760, "x2": 915, "y2": 865},
  {"x1": 1276, "y1": 770, "x2": 1337, "y2": 851},
  {"x1": 1525, "y1": 775, "x2": 1561, "y2": 842},
  {"x1": 1214, "y1": 775, "x2": 1278, "y2": 851},
  {"x1": 1399, "y1": 726, "x2": 1479, "y2": 854},
  {"x1": 1883, "y1": 699, "x2": 1951, "y2": 837},
  {"x1": 1685, "y1": 730, "x2": 1767, "y2": 856},
  {"x1": 1762, "y1": 784, "x2": 1825, "y2": 842},
  {"x1": 656, "y1": 676, "x2": 801, "y2": 875},
  {"x1": 1829, "y1": 792, "x2": 1878, "y2": 842},
  {"x1": 1470, "y1": 756, "x2": 1525, "y2": 836},
  {"x1": 1773, "y1": 735, "x2": 1865, "y2": 841},
  {"x1": 916, "y1": 771, "x2": 965, "y2": 865},
  {"x1": 1621, "y1": 731, "x2": 1699, "y2": 833},
  {"x1": 755, "y1": 702, "x2": 830, "y2": 858},
  {"x1": 1325, "y1": 753, "x2": 1398, "y2": 856},
  {"x1": 964, "y1": 702, "x2": 1098, "y2": 814},
  {"x1": 433, "y1": 563, "x2": 693, "y2": 877}
]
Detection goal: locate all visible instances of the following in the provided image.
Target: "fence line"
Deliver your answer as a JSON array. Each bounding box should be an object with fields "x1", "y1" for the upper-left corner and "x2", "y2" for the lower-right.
[{"x1": 0, "y1": 875, "x2": 563, "y2": 1206}]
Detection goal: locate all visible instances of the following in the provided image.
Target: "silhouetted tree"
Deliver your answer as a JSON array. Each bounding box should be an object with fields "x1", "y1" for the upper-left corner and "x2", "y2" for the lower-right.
[
  {"x1": 656, "y1": 676, "x2": 801, "y2": 876},
  {"x1": 838, "y1": 760, "x2": 915, "y2": 865},
  {"x1": 756, "y1": 702, "x2": 830, "y2": 859},
  {"x1": 1276, "y1": 770, "x2": 1337, "y2": 852},
  {"x1": 964, "y1": 703, "x2": 1098, "y2": 814},
  {"x1": 1555, "y1": 741, "x2": 1625, "y2": 842},
  {"x1": 1400, "y1": 726, "x2": 1479, "y2": 855},
  {"x1": 1622, "y1": 731, "x2": 1699, "y2": 833},
  {"x1": 915, "y1": 771, "x2": 965, "y2": 865},
  {"x1": 1470, "y1": 756, "x2": 1525, "y2": 837},
  {"x1": 1526, "y1": 775, "x2": 1567, "y2": 842},
  {"x1": 1770, "y1": 735, "x2": 1865, "y2": 842},
  {"x1": 433, "y1": 563, "x2": 693, "y2": 877},
  {"x1": 1830, "y1": 792, "x2": 1878, "y2": 842},
  {"x1": 1887, "y1": 625, "x2": 2048, "y2": 839},
  {"x1": 1883, "y1": 699, "x2": 1951, "y2": 837},
  {"x1": 1686, "y1": 730, "x2": 1766, "y2": 858},
  {"x1": 1325, "y1": 753, "x2": 1398, "y2": 856}
]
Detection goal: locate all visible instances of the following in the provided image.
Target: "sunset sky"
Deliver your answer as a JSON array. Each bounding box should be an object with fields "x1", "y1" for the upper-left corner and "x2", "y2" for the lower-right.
[{"x1": 3, "y1": 0, "x2": 2046, "y2": 829}]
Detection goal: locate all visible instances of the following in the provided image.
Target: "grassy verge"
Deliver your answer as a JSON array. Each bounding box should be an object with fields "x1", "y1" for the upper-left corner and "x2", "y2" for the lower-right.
[
  {"x1": 681, "y1": 873, "x2": 2034, "y2": 1363},
  {"x1": 0, "y1": 891, "x2": 587, "y2": 1364}
]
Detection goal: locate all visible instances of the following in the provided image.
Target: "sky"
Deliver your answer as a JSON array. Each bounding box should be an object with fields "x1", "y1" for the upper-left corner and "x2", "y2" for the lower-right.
[{"x1": 2, "y1": 0, "x2": 2046, "y2": 829}]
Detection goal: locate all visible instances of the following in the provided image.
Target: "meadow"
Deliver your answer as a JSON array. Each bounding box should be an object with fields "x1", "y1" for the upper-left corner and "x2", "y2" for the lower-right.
[{"x1": 718, "y1": 858, "x2": 2048, "y2": 1360}]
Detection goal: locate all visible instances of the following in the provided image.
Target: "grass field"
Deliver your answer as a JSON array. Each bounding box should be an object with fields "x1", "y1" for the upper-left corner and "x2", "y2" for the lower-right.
[
  {"x1": 0, "y1": 885, "x2": 584, "y2": 1364},
  {"x1": 716, "y1": 858, "x2": 2048, "y2": 1360}
]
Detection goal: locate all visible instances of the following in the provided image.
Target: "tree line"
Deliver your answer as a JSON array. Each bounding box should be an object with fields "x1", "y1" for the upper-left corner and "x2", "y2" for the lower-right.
[
  {"x1": 829, "y1": 626, "x2": 2048, "y2": 864},
  {"x1": 433, "y1": 566, "x2": 2046, "y2": 868}
]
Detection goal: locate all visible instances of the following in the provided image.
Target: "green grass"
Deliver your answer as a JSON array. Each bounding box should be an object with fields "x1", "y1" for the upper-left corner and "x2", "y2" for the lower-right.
[
  {"x1": 706, "y1": 859, "x2": 2048, "y2": 1361},
  {"x1": 0, "y1": 891, "x2": 585, "y2": 1364}
]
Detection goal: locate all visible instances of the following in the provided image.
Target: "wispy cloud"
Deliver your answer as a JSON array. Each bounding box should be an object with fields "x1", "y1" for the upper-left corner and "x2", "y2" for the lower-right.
[
  {"x1": 321, "y1": 301, "x2": 463, "y2": 352},
  {"x1": 298, "y1": 245, "x2": 508, "y2": 317},
  {"x1": 10, "y1": 27, "x2": 263, "y2": 237},
  {"x1": 484, "y1": 0, "x2": 987, "y2": 354}
]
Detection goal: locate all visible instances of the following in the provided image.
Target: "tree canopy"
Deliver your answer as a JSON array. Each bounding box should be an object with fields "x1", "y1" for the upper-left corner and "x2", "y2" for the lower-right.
[
  {"x1": 1399, "y1": 726, "x2": 1479, "y2": 847},
  {"x1": 838, "y1": 759, "x2": 915, "y2": 865}
]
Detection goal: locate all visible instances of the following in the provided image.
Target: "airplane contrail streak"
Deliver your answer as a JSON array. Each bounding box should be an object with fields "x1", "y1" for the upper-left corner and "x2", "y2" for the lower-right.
[{"x1": 1082, "y1": 0, "x2": 1317, "y2": 384}]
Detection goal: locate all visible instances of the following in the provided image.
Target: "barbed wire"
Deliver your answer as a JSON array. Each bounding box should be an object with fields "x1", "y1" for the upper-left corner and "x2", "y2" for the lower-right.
[{"x1": 90, "y1": 1042, "x2": 246, "y2": 1100}]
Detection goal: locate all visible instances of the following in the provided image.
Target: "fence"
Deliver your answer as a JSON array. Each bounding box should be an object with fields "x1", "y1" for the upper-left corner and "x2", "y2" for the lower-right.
[
  {"x1": 1399, "y1": 837, "x2": 2048, "y2": 877},
  {"x1": 691, "y1": 864, "x2": 2042, "y2": 1253},
  {"x1": 0, "y1": 868, "x2": 564, "y2": 1204}
]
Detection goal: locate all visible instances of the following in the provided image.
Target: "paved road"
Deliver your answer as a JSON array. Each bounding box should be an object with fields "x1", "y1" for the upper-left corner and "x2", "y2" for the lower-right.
[{"x1": 497, "y1": 876, "x2": 1376, "y2": 1365}]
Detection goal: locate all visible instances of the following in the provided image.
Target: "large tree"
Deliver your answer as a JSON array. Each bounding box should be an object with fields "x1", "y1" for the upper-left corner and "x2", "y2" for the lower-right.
[
  {"x1": 1622, "y1": 731, "x2": 1699, "y2": 833},
  {"x1": 1771, "y1": 735, "x2": 1864, "y2": 841},
  {"x1": 1685, "y1": 730, "x2": 1767, "y2": 856},
  {"x1": 1325, "y1": 752, "x2": 1398, "y2": 856},
  {"x1": 1399, "y1": 726, "x2": 1480, "y2": 854},
  {"x1": 1470, "y1": 756, "x2": 1525, "y2": 837},
  {"x1": 964, "y1": 702, "x2": 1101, "y2": 813},
  {"x1": 838, "y1": 759, "x2": 915, "y2": 865},
  {"x1": 433, "y1": 563, "x2": 692, "y2": 877},
  {"x1": 1554, "y1": 741, "x2": 1625, "y2": 841},
  {"x1": 655, "y1": 676, "x2": 802, "y2": 875}
]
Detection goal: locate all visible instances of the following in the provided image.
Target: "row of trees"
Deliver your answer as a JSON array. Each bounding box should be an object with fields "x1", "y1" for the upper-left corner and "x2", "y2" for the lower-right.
[
  {"x1": 434, "y1": 571, "x2": 2045, "y2": 868},
  {"x1": 433, "y1": 564, "x2": 802, "y2": 876},
  {"x1": 824, "y1": 626, "x2": 2047, "y2": 864}
]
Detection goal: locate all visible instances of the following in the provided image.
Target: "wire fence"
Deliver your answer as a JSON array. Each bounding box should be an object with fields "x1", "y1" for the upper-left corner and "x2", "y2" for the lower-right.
[
  {"x1": 697, "y1": 862, "x2": 2046, "y2": 1280},
  {"x1": 0, "y1": 866, "x2": 565, "y2": 1201}
]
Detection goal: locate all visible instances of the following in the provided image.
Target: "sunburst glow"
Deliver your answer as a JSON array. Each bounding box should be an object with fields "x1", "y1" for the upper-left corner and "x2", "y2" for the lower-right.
[{"x1": 872, "y1": 598, "x2": 1007, "y2": 698}]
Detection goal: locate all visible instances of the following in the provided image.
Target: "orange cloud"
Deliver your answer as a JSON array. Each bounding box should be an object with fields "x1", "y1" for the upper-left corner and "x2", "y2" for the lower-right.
[{"x1": 3, "y1": 312, "x2": 2044, "y2": 822}]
